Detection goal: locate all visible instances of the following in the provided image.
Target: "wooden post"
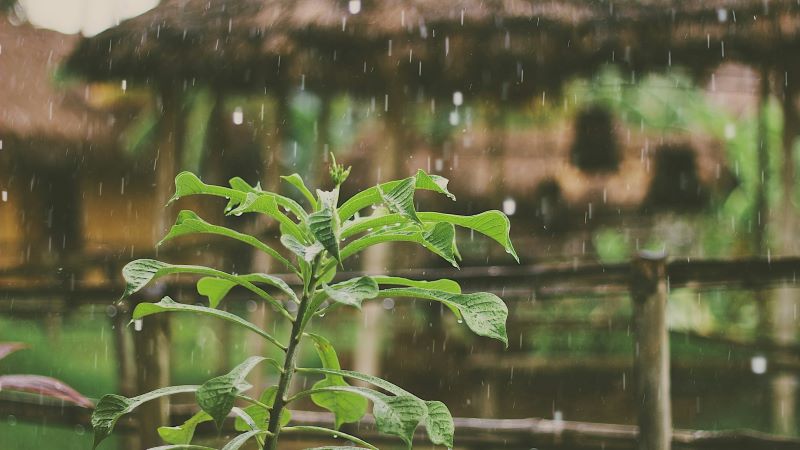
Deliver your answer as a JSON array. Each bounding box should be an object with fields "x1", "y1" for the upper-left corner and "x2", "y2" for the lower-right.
[
  {"x1": 133, "y1": 313, "x2": 171, "y2": 448},
  {"x1": 630, "y1": 251, "x2": 671, "y2": 450},
  {"x1": 770, "y1": 68, "x2": 799, "y2": 436},
  {"x1": 132, "y1": 86, "x2": 180, "y2": 448},
  {"x1": 352, "y1": 87, "x2": 405, "y2": 381}
]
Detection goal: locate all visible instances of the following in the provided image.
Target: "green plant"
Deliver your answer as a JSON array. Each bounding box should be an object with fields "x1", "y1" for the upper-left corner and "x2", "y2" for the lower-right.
[{"x1": 91, "y1": 158, "x2": 518, "y2": 450}]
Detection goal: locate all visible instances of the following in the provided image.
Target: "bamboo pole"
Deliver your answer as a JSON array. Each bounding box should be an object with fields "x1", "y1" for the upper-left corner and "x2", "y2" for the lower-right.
[{"x1": 630, "y1": 251, "x2": 671, "y2": 450}]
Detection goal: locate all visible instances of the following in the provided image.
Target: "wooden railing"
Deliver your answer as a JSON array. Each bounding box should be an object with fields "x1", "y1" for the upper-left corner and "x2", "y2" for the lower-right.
[{"x1": 3, "y1": 254, "x2": 800, "y2": 449}]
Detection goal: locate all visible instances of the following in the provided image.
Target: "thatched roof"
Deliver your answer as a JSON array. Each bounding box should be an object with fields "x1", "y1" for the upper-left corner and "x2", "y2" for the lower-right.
[
  {"x1": 0, "y1": 17, "x2": 119, "y2": 169},
  {"x1": 65, "y1": 0, "x2": 800, "y2": 100}
]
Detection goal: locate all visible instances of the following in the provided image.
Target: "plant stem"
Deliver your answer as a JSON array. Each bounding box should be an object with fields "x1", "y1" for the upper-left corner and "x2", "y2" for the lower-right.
[{"x1": 264, "y1": 260, "x2": 318, "y2": 449}]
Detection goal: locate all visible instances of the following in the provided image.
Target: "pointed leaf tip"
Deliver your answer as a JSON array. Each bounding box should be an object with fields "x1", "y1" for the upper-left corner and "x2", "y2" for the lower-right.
[{"x1": 196, "y1": 356, "x2": 266, "y2": 429}]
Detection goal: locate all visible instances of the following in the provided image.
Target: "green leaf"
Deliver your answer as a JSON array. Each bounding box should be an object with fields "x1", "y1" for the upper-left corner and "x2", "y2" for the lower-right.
[
  {"x1": 121, "y1": 259, "x2": 290, "y2": 320},
  {"x1": 308, "y1": 206, "x2": 341, "y2": 263},
  {"x1": 228, "y1": 177, "x2": 261, "y2": 193},
  {"x1": 295, "y1": 367, "x2": 453, "y2": 447},
  {"x1": 132, "y1": 297, "x2": 286, "y2": 351},
  {"x1": 339, "y1": 223, "x2": 459, "y2": 267},
  {"x1": 419, "y1": 210, "x2": 519, "y2": 262},
  {"x1": 220, "y1": 430, "x2": 265, "y2": 450},
  {"x1": 92, "y1": 386, "x2": 199, "y2": 448},
  {"x1": 159, "y1": 210, "x2": 295, "y2": 271},
  {"x1": 281, "y1": 235, "x2": 324, "y2": 263},
  {"x1": 306, "y1": 334, "x2": 368, "y2": 429},
  {"x1": 340, "y1": 210, "x2": 412, "y2": 239},
  {"x1": 378, "y1": 177, "x2": 421, "y2": 224},
  {"x1": 147, "y1": 446, "x2": 217, "y2": 450},
  {"x1": 198, "y1": 274, "x2": 298, "y2": 308},
  {"x1": 422, "y1": 222, "x2": 459, "y2": 267},
  {"x1": 282, "y1": 426, "x2": 376, "y2": 449},
  {"x1": 297, "y1": 368, "x2": 411, "y2": 396},
  {"x1": 413, "y1": 169, "x2": 456, "y2": 201},
  {"x1": 242, "y1": 273, "x2": 299, "y2": 303},
  {"x1": 158, "y1": 411, "x2": 212, "y2": 445},
  {"x1": 424, "y1": 401, "x2": 455, "y2": 448},
  {"x1": 302, "y1": 386, "x2": 425, "y2": 447},
  {"x1": 372, "y1": 276, "x2": 461, "y2": 294},
  {"x1": 229, "y1": 176, "x2": 308, "y2": 220},
  {"x1": 322, "y1": 276, "x2": 379, "y2": 310},
  {"x1": 169, "y1": 171, "x2": 306, "y2": 220},
  {"x1": 282, "y1": 173, "x2": 318, "y2": 209},
  {"x1": 196, "y1": 356, "x2": 266, "y2": 428},
  {"x1": 170, "y1": 172, "x2": 237, "y2": 205},
  {"x1": 304, "y1": 447, "x2": 370, "y2": 450},
  {"x1": 234, "y1": 386, "x2": 291, "y2": 432},
  {"x1": 377, "y1": 288, "x2": 509, "y2": 346},
  {"x1": 228, "y1": 193, "x2": 306, "y2": 241},
  {"x1": 196, "y1": 278, "x2": 235, "y2": 309},
  {"x1": 338, "y1": 171, "x2": 454, "y2": 221}
]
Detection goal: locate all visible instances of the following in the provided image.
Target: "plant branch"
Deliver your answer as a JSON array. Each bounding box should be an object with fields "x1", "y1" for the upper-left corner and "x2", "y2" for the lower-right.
[{"x1": 263, "y1": 256, "x2": 321, "y2": 449}]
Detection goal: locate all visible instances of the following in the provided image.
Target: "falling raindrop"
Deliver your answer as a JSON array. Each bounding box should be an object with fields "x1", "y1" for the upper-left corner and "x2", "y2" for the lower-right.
[
  {"x1": 121, "y1": 79, "x2": 127, "y2": 92},
  {"x1": 502, "y1": 197, "x2": 517, "y2": 216},
  {"x1": 382, "y1": 298, "x2": 395, "y2": 310},
  {"x1": 246, "y1": 300, "x2": 258, "y2": 312},
  {"x1": 348, "y1": 0, "x2": 361, "y2": 14},
  {"x1": 453, "y1": 91, "x2": 463, "y2": 106},
  {"x1": 134, "y1": 319, "x2": 143, "y2": 331},
  {"x1": 232, "y1": 107, "x2": 244, "y2": 125},
  {"x1": 751, "y1": 355, "x2": 767, "y2": 374},
  {"x1": 449, "y1": 110, "x2": 459, "y2": 126},
  {"x1": 1, "y1": 191, "x2": 7, "y2": 202}
]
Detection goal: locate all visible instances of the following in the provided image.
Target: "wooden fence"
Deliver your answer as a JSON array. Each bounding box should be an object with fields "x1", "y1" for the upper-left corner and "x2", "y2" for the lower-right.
[{"x1": 3, "y1": 253, "x2": 800, "y2": 449}]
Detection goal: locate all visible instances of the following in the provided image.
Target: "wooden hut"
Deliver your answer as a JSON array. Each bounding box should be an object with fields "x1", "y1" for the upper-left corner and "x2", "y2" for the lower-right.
[{"x1": 55, "y1": 1, "x2": 800, "y2": 444}]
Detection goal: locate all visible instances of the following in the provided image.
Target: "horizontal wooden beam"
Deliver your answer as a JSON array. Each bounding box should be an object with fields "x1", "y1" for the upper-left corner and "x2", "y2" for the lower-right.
[
  {"x1": 1, "y1": 399, "x2": 799, "y2": 450},
  {"x1": 2, "y1": 256, "x2": 800, "y2": 307}
]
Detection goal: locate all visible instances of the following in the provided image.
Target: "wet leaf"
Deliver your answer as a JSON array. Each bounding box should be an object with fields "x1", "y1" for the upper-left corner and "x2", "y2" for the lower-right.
[
  {"x1": 308, "y1": 206, "x2": 341, "y2": 263},
  {"x1": 297, "y1": 368, "x2": 452, "y2": 447},
  {"x1": 158, "y1": 411, "x2": 212, "y2": 445},
  {"x1": 233, "y1": 386, "x2": 291, "y2": 432},
  {"x1": 282, "y1": 173, "x2": 318, "y2": 209},
  {"x1": 92, "y1": 386, "x2": 199, "y2": 448},
  {"x1": 338, "y1": 170, "x2": 454, "y2": 220},
  {"x1": 305, "y1": 386, "x2": 424, "y2": 447},
  {"x1": 424, "y1": 401, "x2": 455, "y2": 447},
  {"x1": 159, "y1": 210, "x2": 293, "y2": 270},
  {"x1": 220, "y1": 430, "x2": 264, "y2": 450},
  {"x1": 306, "y1": 334, "x2": 367, "y2": 429},
  {"x1": 132, "y1": 297, "x2": 285, "y2": 350},
  {"x1": 371, "y1": 276, "x2": 461, "y2": 294},
  {"x1": 378, "y1": 176, "x2": 421, "y2": 224},
  {"x1": 322, "y1": 277, "x2": 379, "y2": 310},
  {"x1": 419, "y1": 210, "x2": 518, "y2": 262},
  {"x1": 196, "y1": 356, "x2": 266, "y2": 428},
  {"x1": 121, "y1": 259, "x2": 289, "y2": 318},
  {"x1": 340, "y1": 222, "x2": 459, "y2": 267},
  {"x1": 376, "y1": 288, "x2": 509, "y2": 346}
]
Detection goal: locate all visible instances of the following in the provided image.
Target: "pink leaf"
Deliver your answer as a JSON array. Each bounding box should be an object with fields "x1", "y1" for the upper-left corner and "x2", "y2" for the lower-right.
[
  {"x1": 0, "y1": 342, "x2": 28, "y2": 361},
  {"x1": 0, "y1": 374, "x2": 94, "y2": 408}
]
